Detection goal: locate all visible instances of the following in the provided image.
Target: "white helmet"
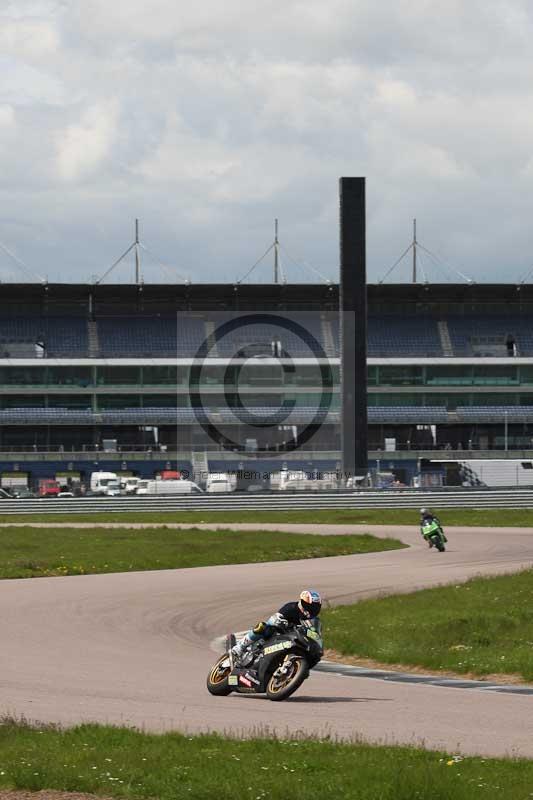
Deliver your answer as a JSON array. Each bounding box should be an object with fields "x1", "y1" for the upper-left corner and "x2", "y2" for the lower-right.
[{"x1": 298, "y1": 589, "x2": 322, "y2": 618}]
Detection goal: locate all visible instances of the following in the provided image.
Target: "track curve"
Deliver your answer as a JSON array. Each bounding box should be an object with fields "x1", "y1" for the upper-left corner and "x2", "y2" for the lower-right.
[{"x1": 0, "y1": 524, "x2": 532, "y2": 757}]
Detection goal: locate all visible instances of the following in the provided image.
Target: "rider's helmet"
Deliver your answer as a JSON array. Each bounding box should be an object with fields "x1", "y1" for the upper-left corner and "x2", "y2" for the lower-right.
[
  {"x1": 298, "y1": 589, "x2": 322, "y2": 618},
  {"x1": 420, "y1": 507, "x2": 428, "y2": 516}
]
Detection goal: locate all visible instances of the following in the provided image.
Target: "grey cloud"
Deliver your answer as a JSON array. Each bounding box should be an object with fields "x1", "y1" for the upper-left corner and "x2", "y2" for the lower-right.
[{"x1": 1, "y1": 0, "x2": 533, "y2": 284}]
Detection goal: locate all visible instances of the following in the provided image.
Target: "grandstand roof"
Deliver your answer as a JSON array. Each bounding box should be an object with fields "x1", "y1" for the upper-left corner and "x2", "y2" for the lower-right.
[{"x1": 3, "y1": 282, "x2": 533, "y2": 314}]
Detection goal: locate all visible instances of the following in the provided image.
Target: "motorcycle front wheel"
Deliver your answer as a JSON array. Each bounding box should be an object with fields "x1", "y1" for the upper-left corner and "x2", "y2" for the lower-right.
[
  {"x1": 206, "y1": 654, "x2": 233, "y2": 696},
  {"x1": 266, "y1": 656, "x2": 308, "y2": 701}
]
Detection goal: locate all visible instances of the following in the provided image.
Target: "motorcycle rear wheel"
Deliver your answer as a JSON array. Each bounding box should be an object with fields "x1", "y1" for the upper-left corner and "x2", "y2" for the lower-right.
[
  {"x1": 206, "y1": 654, "x2": 233, "y2": 696},
  {"x1": 266, "y1": 656, "x2": 308, "y2": 701}
]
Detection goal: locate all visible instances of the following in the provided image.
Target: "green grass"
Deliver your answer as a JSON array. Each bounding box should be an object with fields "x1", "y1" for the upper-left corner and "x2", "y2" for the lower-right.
[
  {"x1": 1, "y1": 507, "x2": 533, "y2": 526},
  {"x1": 0, "y1": 720, "x2": 531, "y2": 800},
  {"x1": 325, "y1": 569, "x2": 533, "y2": 681},
  {"x1": 0, "y1": 526, "x2": 403, "y2": 579}
]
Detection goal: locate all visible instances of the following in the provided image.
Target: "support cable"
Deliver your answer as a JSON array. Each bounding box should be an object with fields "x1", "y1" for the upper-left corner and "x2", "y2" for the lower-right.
[
  {"x1": 518, "y1": 263, "x2": 533, "y2": 284},
  {"x1": 279, "y1": 243, "x2": 332, "y2": 284},
  {"x1": 94, "y1": 242, "x2": 136, "y2": 285},
  {"x1": 378, "y1": 242, "x2": 413, "y2": 284},
  {"x1": 0, "y1": 239, "x2": 45, "y2": 283},
  {"x1": 236, "y1": 242, "x2": 275, "y2": 284},
  {"x1": 139, "y1": 243, "x2": 190, "y2": 283},
  {"x1": 417, "y1": 243, "x2": 473, "y2": 283}
]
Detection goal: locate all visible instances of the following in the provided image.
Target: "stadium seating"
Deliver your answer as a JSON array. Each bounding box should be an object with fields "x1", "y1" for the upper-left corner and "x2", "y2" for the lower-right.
[
  {"x1": 0, "y1": 408, "x2": 93, "y2": 424},
  {"x1": 1, "y1": 311, "x2": 533, "y2": 359},
  {"x1": 446, "y1": 316, "x2": 527, "y2": 356},
  {"x1": 211, "y1": 314, "x2": 328, "y2": 357},
  {"x1": 367, "y1": 316, "x2": 443, "y2": 357},
  {"x1": 96, "y1": 315, "x2": 213, "y2": 356},
  {"x1": 456, "y1": 406, "x2": 533, "y2": 421},
  {"x1": 330, "y1": 315, "x2": 443, "y2": 357},
  {"x1": 0, "y1": 405, "x2": 452, "y2": 426},
  {"x1": 368, "y1": 406, "x2": 448, "y2": 423},
  {"x1": 0, "y1": 317, "x2": 88, "y2": 357},
  {"x1": 10, "y1": 403, "x2": 533, "y2": 427}
]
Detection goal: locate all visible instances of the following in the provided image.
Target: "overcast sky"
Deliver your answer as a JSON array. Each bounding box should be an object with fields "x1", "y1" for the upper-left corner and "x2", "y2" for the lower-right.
[{"x1": 1, "y1": 0, "x2": 533, "y2": 285}]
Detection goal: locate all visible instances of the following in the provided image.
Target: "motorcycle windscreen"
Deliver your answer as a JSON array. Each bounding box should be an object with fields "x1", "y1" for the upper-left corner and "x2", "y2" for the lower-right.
[
  {"x1": 303, "y1": 617, "x2": 323, "y2": 648},
  {"x1": 423, "y1": 521, "x2": 440, "y2": 534}
]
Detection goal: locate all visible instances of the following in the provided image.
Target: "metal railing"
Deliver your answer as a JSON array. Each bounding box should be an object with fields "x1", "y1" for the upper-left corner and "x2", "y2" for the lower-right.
[
  {"x1": 1, "y1": 443, "x2": 533, "y2": 456},
  {"x1": 1, "y1": 487, "x2": 533, "y2": 514}
]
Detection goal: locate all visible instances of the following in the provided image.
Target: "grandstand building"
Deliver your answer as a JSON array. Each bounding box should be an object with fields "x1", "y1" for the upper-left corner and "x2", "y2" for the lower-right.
[{"x1": 1, "y1": 281, "x2": 533, "y2": 490}]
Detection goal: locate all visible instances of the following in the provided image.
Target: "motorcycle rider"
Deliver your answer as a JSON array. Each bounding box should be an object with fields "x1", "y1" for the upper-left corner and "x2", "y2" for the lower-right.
[
  {"x1": 420, "y1": 508, "x2": 445, "y2": 548},
  {"x1": 231, "y1": 589, "x2": 322, "y2": 664}
]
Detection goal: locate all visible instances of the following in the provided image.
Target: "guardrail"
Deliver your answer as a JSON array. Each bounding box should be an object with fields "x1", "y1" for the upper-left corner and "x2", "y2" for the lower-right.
[{"x1": 2, "y1": 488, "x2": 533, "y2": 514}]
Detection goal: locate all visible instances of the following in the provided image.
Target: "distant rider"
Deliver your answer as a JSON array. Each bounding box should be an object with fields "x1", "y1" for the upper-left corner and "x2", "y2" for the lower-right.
[
  {"x1": 231, "y1": 589, "x2": 322, "y2": 663},
  {"x1": 420, "y1": 507, "x2": 444, "y2": 548}
]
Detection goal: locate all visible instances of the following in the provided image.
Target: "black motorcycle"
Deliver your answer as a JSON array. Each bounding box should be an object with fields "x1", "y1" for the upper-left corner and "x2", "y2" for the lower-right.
[{"x1": 207, "y1": 618, "x2": 323, "y2": 701}]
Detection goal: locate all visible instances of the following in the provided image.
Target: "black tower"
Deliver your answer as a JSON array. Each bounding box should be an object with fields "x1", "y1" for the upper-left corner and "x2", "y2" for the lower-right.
[{"x1": 339, "y1": 177, "x2": 368, "y2": 479}]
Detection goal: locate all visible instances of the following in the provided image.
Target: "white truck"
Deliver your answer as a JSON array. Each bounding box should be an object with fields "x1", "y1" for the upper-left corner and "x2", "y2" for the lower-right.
[
  {"x1": 90, "y1": 471, "x2": 121, "y2": 496},
  {"x1": 137, "y1": 479, "x2": 203, "y2": 495},
  {"x1": 121, "y1": 476, "x2": 141, "y2": 494},
  {"x1": 205, "y1": 473, "x2": 236, "y2": 493},
  {"x1": 272, "y1": 469, "x2": 338, "y2": 492}
]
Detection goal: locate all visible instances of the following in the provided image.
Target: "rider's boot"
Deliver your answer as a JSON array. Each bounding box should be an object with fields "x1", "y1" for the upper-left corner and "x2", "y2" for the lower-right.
[{"x1": 231, "y1": 632, "x2": 254, "y2": 663}]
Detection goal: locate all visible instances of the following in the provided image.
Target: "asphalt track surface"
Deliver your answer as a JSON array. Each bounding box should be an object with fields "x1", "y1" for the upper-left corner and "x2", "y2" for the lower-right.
[{"x1": 1, "y1": 523, "x2": 533, "y2": 758}]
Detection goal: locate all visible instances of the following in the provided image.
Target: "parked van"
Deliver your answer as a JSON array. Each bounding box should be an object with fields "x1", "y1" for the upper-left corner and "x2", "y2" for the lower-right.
[
  {"x1": 142, "y1": 479, "x2": 202, "y2": 495},
  {"x1": 205, "y1": 473, "x2": 236, "y2": 493},
  {"x1": 122, "y1": 476, "x2": 141, "y2": 494},
  {"x1": 273, "y1": 469, "x2": 338, "y2": 492},
  {"x1": 38, "y1": 478, "x2": 61, "y2": 497},
  {"x1": 90, "y1": 471, "x2": 121, "y2": 496}
]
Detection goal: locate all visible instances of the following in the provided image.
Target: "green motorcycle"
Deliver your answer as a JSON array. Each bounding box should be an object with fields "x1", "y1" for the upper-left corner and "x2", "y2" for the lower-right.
[{"x1": 421, "y1": 519, "x2": 447, "y2": 552}]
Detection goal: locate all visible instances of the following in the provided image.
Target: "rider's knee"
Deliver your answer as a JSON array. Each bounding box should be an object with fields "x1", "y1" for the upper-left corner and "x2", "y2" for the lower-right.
[{"x1": 252, "y1": 620, "x2": 273, "y2": 640}]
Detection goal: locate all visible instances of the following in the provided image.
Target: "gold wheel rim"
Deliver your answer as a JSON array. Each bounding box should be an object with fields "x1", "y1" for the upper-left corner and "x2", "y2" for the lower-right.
[
  {"x1": 209, "y1": 655, "x2": 230, "y2": 685},
  {"x1": 269, "y1": 659, "x2": 300, "y2": 693}
]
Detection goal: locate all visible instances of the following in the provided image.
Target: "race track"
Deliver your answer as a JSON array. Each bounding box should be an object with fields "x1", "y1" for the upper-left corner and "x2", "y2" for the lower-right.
[{"x1": 1, "y1": 524, "x2": 533, "y2": 758}]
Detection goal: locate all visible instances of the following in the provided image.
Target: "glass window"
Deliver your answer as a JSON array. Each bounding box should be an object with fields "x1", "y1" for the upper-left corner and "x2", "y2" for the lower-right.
[
  {"x1": 238, "y1": 363, "x2": 285, "y2": 387},
  {"x1": 424, "y1": 393, "x2": 472, "y2": 409},
  {"x1": 2, "y1": 394, "x2": 46, "y2": 408},
  {"x1": 143, "y1": 395, "x2": 180, "y2": 408},
  {"x1": 0, "y1": 367, "x2": 46, "y2": 386},
  {"x1": 47, "y1": 395, "x2": 91, "y2": 409},
  {"x1": 520, "y1": 366, "x2": 533, "y2": 385},
  {"x1": 97, "y1": 367, "x2": 141, "y2": 385},
  {"x1": 378, "y1": 366, "x2": 423, "y2": 386},
  {"x1": 188, "y1": 365, "x2": 226, "y2": 387},
  {"x1": 97, "y1": 395, "x2": 141, "y2": 409},
  {"x1": 472, "y1": 393, "x2": 517, "y2": 406},
  {"x1": 425, "y1": 366, "x2": 472, "y2": 386},
  {"x1": 142, "y1": 365, "x2": 179, "y2": 385},
  {"x1": 47, "y1": 367, "x2": 93, "y2": 387},
  {"x1": 472, "y1": 366, "x2": 518, "y2": 386},
  {"x1": 369, "y1": 393, "x2": 424, "y2": 406}
]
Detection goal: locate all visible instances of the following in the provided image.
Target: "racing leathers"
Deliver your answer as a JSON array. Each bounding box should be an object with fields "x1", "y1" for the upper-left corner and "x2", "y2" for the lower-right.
[{"x1": 231, "y1": 602, "x2": 317, "y2": 662}]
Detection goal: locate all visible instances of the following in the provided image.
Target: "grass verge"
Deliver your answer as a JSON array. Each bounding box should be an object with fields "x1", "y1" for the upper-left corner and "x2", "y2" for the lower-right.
[
  {"x1": 0, "y1": 507, "x2": 532, "y2": 526},
  {"x1": 0, "y1": 527, "x2": 403, "y2": 579},
  {"x1": 0, "y1": 720, "x2": 532, "y2": 800},
  {"x1": 324, "y1": 568, "x2": 533, "y2": 681}
]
